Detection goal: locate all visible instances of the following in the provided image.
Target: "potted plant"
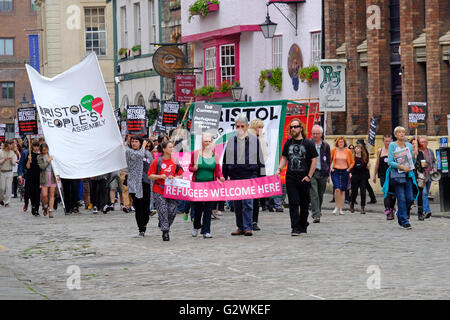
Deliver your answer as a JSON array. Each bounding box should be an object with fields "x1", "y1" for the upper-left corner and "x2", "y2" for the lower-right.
[
  {"x1": 298, "y1": 65, "x2": 319, "y2": 86},
  {"x1": 131, "y1": 44, "x2": 141, "y2": 56},
  {"x1": 259, "y1": 68, "x2": 282, "y2": 93},
  {"x1": 193, "y1": 86, "x2": 217, "y2": 100},
  {"x1": 188, "y1": 0, "x2": 220, "y2": 22},
  {"x1": 118, "y1": 48, "x2": 128, "y2": 59}
]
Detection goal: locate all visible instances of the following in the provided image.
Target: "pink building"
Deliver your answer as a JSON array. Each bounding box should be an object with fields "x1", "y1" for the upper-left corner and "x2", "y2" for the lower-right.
[{"x1": 181, "y1": 0, "x2": 322, "y2": 103}]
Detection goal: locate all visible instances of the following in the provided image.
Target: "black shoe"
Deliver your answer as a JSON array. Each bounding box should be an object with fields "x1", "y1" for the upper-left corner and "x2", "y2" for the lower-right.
[
  {"x1": 403, "y1": 223, "x2": 412, "y2": 230},
  {"x1": 261, "y1": 206, "x2": 267, "y2": 211},
  {"x1": 162, "y1": 231, "x2": 170, "y2": 241},
  {"x1": 291, "y1": 230, "x2": 300, "y2": 236},
  {"x1": 418, "y1": 214, "x2": 424, "y2": 221},
  {"x1": 330, "y1": 199, "x2": 335, "y2": 203},
  {"x1": 253, "y1": 224, "x2": 261, "y2": 231},
  {"x1": 425, "y1": 212, "x2": 432, "y2": 219},
  {"x1": 275, "y1": 208, "x2": 284, "y2": 212},
  {"x1": 268, "y1": 207, "x2": 274, "y2": 212},
  {"x1": 73, "y1": 207, "x2": 79, "y2": 214},
  {"x1": 0, "y1": 201, "x2": 4, "y2": 206},
  {"x1": 369, "y1": 199, "x2": 377, "y2": 204},
  {"x1": 313, "y1": 218, "x2": 320, "y2": 223}
]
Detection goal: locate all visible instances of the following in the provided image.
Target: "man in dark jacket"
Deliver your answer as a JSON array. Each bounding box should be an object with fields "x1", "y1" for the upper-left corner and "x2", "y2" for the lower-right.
[
  {"x1": 222, "y1": 113, "x2": 266, "y2": 236},
  {"x1": 310, "y1": 125, "x2": 331, "y2": 223}
]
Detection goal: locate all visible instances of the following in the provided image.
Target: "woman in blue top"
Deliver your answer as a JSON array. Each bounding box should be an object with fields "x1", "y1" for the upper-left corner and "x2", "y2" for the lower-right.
[{"x1": 382, "y1": 126, "x2": 418, "y2": 229}]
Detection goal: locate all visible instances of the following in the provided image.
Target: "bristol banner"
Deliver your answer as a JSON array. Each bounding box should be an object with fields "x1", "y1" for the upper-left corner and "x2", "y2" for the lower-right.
[
  {"x1": 164, "y1": 176, "x2": 282, "y2": 202},
  {"x1": 25, "y1": 53, "x2": 127, "y2": 179},
  {"x1": 190, "y1": 100, "x2": 288, "y2": 176}
]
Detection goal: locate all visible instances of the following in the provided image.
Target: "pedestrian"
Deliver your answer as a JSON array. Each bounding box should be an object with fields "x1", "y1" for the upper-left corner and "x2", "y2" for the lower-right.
[
  {"x1": 222, "y1": 113, "x2": 266, "y2": 237},
  {"x1": 330, "y1": 137, "x2": 354, "y2": 215},
  {"x1": 18, "y1": 139, "x2": 34, "y2": 211},
  {"x1": 418, "y1": 136, "x2": 436, "y2": 219},
  {"x1": 373, "y1": 134, "x2": 396, "y2": 220},
  {"x1": 356, "y1": 139, "x2": 377, "y2": 204},
  {"x1": 12, "y1": 141, "x2": 21, "y2": 199},
  {"x1": 60, "y1": 178, "x2": 81, "y2": 214},
  {"x1": 349, "y1": 143, "x2": 370, "y2": 214},
  {"x1": 189, "y1": 132, "x2": 225, "y2": 239},
  {"x1": 102, "y1": 171, "x2": 124, "y2": 213},
  {"x1": 125, "y1": 135, "x2": 152, "y2": 237},
  {"x1": 25, "y1": 140, "x2": 41, "y2": 216},
  {"x1": 37, "y1": 143, "x2": 57, "y2": 218},
  {"x1": 310, "y1": 125, "x2": 331, "y2": 223},
  {"x1": 148, "y1": 140, "x2": 183, "y2": 241},
  {"x1": 0, "y1": 140, "x2": 17, "y2": 207},
  {"x1": 413, "y1": 139, "x2": 427, "y2": 221},
  {"x1": 248, "y1": 118, "x2": 268, "y2": 231},
  {"x1": 276, "y1": 118, "x2": 318, "y2": 235},
  {"x1": 382, "y1": 126, "x2": 418, "y2": 229}
]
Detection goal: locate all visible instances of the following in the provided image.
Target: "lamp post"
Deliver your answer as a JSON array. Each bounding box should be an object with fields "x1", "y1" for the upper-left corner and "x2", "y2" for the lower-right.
[
  {"x1": 259, "y1": 3, "x2": 277, "y2": 39},
  {"x1": 20, "y1": 94, "x2": 29, "y2": 108},
  {"x1": 231, "y1": 82, "x2": 243, "y2": 101},
  {"x1": 149, "y1": 92, "x2": 160, "y2": 110}
]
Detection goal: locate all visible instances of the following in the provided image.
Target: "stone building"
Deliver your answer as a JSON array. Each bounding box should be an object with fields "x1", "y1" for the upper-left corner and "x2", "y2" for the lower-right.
[
  {"x1": 0, "y1": 0, "x2": 38, "y2": 138},
  {"x1": 324, "y1": 0, "x2": 450, "y2": 137}
]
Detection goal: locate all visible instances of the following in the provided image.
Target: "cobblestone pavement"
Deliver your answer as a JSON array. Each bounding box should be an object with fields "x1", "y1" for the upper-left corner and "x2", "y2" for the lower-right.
[{"x1": 0, "y1": 193, "x2": 449, "y2": 300}]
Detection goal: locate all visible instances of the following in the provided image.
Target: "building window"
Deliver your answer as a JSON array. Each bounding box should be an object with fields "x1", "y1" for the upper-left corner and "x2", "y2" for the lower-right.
[
  {"x1": 220, "y1": 44, "x2": 235, "y2": 84},
  {"x1": 85, "y1": 7, "x2": 107, "y2": 56},
  {"x1": 205, "y1": 47, "x2": 216, "y2": 87},
  {"x1": 148, "y1": 0, "x2": 156, "y2": 52},
  {"x1": 0, "y1": 38, "x2": 13, "y2": 55},
  {"x1": 133, "y1": 3, "x2": 141, "y2": 46},
  {"x1": 31, "y1": 0, "x2": 37, "y2": 11},
  {"x1": 311, "y1": 32, "x2": 321, "y2": 66},
  {"x1": 1, "y1": 82, "x2": 14, "y2": 99},
  {"x1": 120, "y1": 6, "x2": 127, "y2": 48},
  {"x1": 273, "y1": 35, "x2": 282, "y2": 69},
  {"x1": 0, "y1": 0, "x2": 13, "y2": 12}
]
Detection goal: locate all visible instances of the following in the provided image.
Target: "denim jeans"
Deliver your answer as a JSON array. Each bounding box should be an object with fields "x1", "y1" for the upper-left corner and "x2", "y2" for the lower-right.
[
  {"x1": 268, "y1": 197, "x2": 282, "y2": 210},
  {"x1": 234, "y1": 199, "x2": 254, "y2": 232},
  {"x1": 422, "y1": 180, "x2": 432, "y2": 214},
  {"x1": 394, "y1": 179, "x2": 414, "y2": 226}
]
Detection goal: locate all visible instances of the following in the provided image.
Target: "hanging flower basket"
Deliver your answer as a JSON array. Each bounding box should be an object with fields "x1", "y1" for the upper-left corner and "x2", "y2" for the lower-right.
[
  {"x1": 298, "y1": 65, "x2": 319, "y2": 86},
  {"x1": 188, "y1": 0, "x2": 220, "y2": 22}
]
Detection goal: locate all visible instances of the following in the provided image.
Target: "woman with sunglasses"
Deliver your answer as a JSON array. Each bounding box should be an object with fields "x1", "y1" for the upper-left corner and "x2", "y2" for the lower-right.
[{"x1": 330, "y1": 137, "x2": 354, "y2": 215}]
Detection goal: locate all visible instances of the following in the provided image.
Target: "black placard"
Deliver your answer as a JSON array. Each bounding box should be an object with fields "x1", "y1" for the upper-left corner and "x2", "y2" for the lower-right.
[
  {"x1": 162, "y1": 101, "x2": 180, "y2": 127},
  {"x1": 17, "y1": 107, "x2": 38, "y2": 135},
  {"x1": 368, "y1": 117, "x2": 378, "y2": 146},
  {"x1": 126, "y1": 105, "x2": 146, "y2": 135}
]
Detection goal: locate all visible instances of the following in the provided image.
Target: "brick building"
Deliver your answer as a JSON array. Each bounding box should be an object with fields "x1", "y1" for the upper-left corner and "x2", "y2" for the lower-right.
[
  {"x1": 0, "y1": 0, "x2": 38, "y2": 138},
  {"x1": 324, "y1": 0, "x2": 450, "y2": 137}
]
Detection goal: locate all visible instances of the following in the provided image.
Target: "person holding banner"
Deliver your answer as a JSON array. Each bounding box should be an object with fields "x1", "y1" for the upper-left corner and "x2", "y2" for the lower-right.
[
  {"x1": 382, "y1": 126, "x2": 418, "y2": 230},
  {"x1": 0, "y1": 140, "x2": 17, "y2": 207},
  {"x1": 222, "y1": 113, "x2": 266, "y2": 237},
  {"x1": 276, "y1": 119, "x2": 318, "y2": 235},
  {"x1": 37, "y1": 143, "x2": 57, "y2": 218},
  {"x1": 189, "y1": 133, "x2": 225, "y2": 239},
  {"x1": 125, "y1": 135, "x2": 150, "y2": 237},
  {"x1": 25, "y1": 140, "x2": 41, "y2": 216},
  {"x1": 330, "y1": 137, "x2": 354, "y2": 216},
  {"x1": 148, "y1": 140, "x2": 183, "y2": 241}
]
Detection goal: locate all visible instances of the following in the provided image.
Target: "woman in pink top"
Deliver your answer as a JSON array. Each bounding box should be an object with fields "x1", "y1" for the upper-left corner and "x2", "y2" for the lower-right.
[{"x1": 330, "y1": 137, "x2": 355, "y2": 215}]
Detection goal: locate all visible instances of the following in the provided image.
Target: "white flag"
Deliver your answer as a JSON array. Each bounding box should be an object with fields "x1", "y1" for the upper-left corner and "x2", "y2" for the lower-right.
[{"x1": 26, "y1": 53, "x2": 127, "y2": 179}]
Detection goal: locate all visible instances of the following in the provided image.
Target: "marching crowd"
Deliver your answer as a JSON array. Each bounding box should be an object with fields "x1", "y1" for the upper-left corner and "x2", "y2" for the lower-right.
[{"x1": 0, "y1": 113, "x2": 437, "y2": 240}]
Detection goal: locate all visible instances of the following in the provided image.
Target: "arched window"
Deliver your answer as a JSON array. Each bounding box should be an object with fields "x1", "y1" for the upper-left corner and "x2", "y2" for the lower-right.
[{"x1": 135, "y1": 92, "x2": 145, "y2": 107}]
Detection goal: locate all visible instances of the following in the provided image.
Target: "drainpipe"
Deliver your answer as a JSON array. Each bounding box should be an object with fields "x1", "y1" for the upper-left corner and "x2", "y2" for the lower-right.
[{"x1": 113, "y1": 0, "x2": 119, "y2": 111}]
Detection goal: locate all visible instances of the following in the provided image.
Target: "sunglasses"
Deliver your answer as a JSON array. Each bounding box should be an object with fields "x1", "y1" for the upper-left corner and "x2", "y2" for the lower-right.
[
  {"x1": 236, "y1": 125, "x2": 246, "y2": 129},
  {"x1": 290, "y1": 125, "x2": 301, "y2": 129}
]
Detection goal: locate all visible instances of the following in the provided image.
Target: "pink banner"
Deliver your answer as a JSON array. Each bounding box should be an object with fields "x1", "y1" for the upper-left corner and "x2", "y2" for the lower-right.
[{"x1": 163, "y1": 175, "x2": 282, "y2": 202}]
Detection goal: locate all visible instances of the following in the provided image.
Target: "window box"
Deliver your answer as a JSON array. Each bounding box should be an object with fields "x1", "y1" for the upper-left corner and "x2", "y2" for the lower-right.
[
  {"x1": 195, "y1": 91, "x2": 231, "y2": 101},
  {"x1": 188, "y1": 0, "x2": 220, "y2": 22}
]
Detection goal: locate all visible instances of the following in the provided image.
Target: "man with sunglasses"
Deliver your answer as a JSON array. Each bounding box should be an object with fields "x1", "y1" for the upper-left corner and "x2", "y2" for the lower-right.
[
  {"x1": 276, "y1": 119, "x2": 318, "y2": 235},
  {"x1": 222, "y1": 113, "x2": 266, "y2": 237}
]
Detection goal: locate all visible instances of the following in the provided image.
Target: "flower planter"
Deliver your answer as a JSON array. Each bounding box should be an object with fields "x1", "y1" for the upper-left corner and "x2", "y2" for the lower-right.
[
  {"x1": 195, "y1": 91, "x2": 230, "y2": 101},
  {"x1": 119, "y1": 53, "x2": 128, "y2": 60},
  {"x1": 311, "y1": 71, "x2": 319, "y2": 80},
  {"x1": 208, "y1": 3, "x2": 219, "y2": 12},
  {"x1": 132, "y1": 49, "x2": 141, "y2": 57}
]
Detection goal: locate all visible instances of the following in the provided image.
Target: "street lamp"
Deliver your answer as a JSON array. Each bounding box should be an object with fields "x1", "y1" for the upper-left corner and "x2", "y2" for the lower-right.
[
  {"x1": 149, "y1": 92, "x2": 160, "y2": 110},
  {"x1": 20, "y1": 94, "x2": 29, "y2": 108},
  {"x1": 259, "y1": 3, "x2": 277, "y2": 39},
  {"x1": 231, "y1": 82, "x2": 243, "y2": 101}
]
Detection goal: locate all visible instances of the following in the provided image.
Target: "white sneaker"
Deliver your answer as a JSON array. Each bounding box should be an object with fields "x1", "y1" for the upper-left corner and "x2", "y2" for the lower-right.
[
  {"x1": 192, "y1": 228, "x2": 199, "y2": 237},
  {"x1": 203, "y1": 233, "x2": 212, "y2": 238},
  {"x1": 339, "y1": 210, "x2": 346, "y2": 215},
  {"x1": 332, "y1": 208, "x2": 338, "y2": 215}
]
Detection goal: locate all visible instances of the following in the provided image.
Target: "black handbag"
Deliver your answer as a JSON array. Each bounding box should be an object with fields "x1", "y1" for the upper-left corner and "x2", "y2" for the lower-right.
[{"x1": 123, "y1": 174, "x2": 128, "y2": 186}]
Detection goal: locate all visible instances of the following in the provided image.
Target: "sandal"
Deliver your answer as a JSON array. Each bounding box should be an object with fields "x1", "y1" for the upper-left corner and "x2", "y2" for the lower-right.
[{"x1": 49, "y1": 209, "x2": 54, "y2": 218}]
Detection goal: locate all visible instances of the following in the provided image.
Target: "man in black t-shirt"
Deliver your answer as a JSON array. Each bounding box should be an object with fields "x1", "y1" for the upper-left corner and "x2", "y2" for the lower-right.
[{"x1": 276, "y1": 118, "x2": 318, "y2": 235}]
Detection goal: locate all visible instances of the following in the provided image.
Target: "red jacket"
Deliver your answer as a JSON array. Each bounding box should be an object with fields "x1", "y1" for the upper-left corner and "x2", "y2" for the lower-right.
[{"x1": 189, "y1": 149, "x2": 224, "y2": 182}]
